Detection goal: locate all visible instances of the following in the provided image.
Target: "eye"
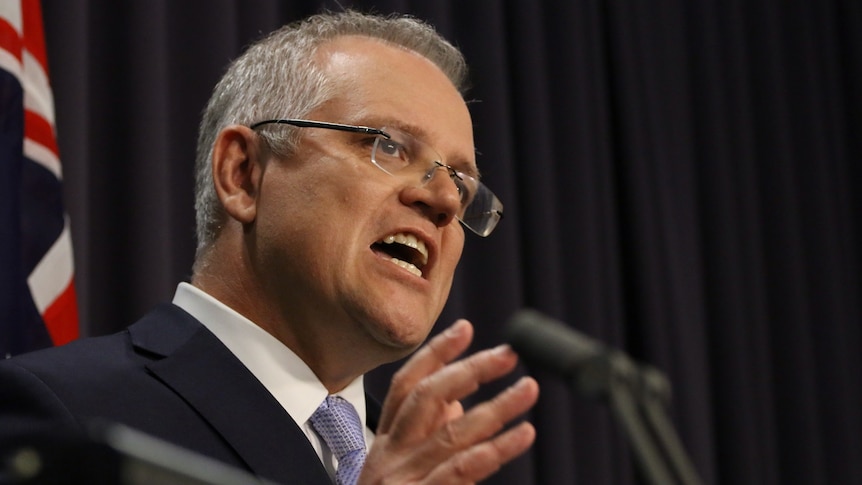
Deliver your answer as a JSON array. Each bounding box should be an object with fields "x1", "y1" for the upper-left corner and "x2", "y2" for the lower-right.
[
  {"x1": 378, "y1": 138, "x2": 404, "y2": 158},
  {"x1": 451, "y1": 174, "x2": 476, "y2": 205},
  {"x1": 374, "y1": 136, "x2": 412, "y2": 171}
]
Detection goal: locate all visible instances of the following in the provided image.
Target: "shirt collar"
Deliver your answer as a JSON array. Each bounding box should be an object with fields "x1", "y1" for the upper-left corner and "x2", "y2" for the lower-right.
[{"x1": 171, "y1": 282, "x2": 368, "y2": 431}]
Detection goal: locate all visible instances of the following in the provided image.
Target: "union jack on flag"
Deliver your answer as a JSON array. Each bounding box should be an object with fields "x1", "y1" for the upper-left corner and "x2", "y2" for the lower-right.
[{"x1": 1, "y1": 0, "x2": 78, "y2": 357}]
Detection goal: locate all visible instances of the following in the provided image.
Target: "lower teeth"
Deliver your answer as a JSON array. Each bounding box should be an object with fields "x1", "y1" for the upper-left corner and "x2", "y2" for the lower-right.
[{"x1": 389, "y1": 258, "x2": 422, "y2": 277}]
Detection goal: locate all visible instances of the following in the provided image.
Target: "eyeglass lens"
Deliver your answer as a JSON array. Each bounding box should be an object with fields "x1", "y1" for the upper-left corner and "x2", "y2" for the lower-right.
[{"x1": 371, "y1": 128, "x2": 502, "y2": 236}]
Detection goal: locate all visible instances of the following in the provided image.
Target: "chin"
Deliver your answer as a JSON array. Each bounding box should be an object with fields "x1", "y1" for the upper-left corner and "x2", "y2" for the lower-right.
[{"x1": 365, "y1": 313, "x2": 435, "y2": 358}]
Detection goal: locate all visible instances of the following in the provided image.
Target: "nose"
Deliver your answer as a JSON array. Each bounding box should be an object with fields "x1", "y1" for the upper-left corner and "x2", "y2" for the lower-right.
[{"x1": 399, "y1": 164, "x2": 461, "y2": 228}]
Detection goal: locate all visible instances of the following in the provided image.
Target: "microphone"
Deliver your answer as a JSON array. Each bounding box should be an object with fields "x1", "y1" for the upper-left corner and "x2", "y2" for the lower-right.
[
  {"x1": 503, "y1": 309, "x2": 669, "y2": 401},
  {"x1": 503, "y1": 308, "x2": 605, "y2": 375}
]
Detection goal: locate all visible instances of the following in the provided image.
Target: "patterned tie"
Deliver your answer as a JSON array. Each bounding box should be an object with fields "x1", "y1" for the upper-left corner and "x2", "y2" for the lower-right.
[{"x1": 310, "y1": 395, "x2": 368, "y2": 485}]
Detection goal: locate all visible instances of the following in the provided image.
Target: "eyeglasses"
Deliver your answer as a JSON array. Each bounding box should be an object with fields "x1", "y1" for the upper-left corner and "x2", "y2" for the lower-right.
[{"x1": 250, "y1": 119, "x2": 503, "y2": 237}]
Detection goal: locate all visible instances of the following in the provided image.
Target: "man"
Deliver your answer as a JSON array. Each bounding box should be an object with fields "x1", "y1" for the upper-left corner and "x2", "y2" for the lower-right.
[{"x1": 0, "y1": 10, "x2": 539, "y2": 484}]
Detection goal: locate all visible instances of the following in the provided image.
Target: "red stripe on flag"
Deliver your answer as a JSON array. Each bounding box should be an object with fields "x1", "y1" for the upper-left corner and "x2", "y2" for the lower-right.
[
  {"x1": 43, "y1": 280, "x2": 79, "y2": 346},
  {"x1": 0, "y1": 17, "x2": 23, "y2": 61},
  {"x1": 24, "y1": 109, "x2": 58, "y2": 156},
  {"x1": 21, "y1": 0, "x2": 48, "y2": 74}
]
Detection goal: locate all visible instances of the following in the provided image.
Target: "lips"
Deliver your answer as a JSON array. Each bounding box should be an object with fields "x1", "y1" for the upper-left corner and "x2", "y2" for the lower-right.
[{"x1": 372, "y1": 232, "x2": 429, "y2": 277}]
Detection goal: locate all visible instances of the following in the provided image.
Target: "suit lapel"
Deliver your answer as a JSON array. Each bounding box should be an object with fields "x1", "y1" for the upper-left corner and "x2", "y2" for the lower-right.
[{"x1": 131, "y1": 304, "x2": 332, "y2": 485}]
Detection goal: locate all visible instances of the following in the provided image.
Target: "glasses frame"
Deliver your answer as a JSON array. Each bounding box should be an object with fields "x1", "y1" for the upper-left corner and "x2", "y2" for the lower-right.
[{"x1": 250, "y1": 118, "x2": 503, "y2": 236}]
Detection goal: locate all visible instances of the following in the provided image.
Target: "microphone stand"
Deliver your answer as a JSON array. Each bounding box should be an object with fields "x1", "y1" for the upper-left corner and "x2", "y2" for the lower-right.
[
  {"x1": 503, "y1": 309, "x2": 704, "y2": 484},
  {"x1": 575, "y1": 352, "x2": 704, "y2": 485},
  {"x1": 637, "y1": 366, "x2": 704, "y2": 485}
]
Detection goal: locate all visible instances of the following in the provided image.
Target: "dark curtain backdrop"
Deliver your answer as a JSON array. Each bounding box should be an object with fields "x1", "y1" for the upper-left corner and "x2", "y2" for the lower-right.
[{"x1": 40, "y1": 0, "x2": 861, "y2": 483}]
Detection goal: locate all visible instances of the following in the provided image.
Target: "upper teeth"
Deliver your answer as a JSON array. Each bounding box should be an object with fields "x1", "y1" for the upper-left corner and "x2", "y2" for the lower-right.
[{"x1": 382, "y1": 233, "x2": 429, "y2": 266}]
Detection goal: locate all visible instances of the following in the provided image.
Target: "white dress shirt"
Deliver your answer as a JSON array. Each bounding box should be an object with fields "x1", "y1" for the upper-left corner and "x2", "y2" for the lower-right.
[{"x1": 171, "y1": 282, "x2": 373, "y2": 480}]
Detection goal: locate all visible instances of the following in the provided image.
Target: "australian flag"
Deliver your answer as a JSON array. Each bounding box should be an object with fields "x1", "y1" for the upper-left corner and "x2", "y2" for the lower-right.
[{"x1": 1, "y1": 0, "x2": 78, "y2": 357}]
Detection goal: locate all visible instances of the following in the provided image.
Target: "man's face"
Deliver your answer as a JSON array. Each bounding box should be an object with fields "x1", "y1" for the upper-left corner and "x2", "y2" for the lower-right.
[{"x1": 252, "y1": 36, "x2": 475, "y2": 363}]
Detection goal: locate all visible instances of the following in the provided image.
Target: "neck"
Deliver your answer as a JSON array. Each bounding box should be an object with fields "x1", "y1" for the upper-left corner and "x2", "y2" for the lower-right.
[{"x1": 191, "y1": 237, "x2": 406, "y2": 392}]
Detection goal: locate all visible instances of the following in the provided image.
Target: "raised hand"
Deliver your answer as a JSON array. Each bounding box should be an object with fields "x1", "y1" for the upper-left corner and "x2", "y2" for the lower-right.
[{"x1": 360, "y1": 319, "x2": 539, "y2": 484}]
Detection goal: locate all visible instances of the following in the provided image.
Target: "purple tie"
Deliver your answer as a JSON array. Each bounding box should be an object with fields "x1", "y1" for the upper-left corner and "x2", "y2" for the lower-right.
[{"x1": 310, "y1": 395, "x2": 367, "y2": 485}]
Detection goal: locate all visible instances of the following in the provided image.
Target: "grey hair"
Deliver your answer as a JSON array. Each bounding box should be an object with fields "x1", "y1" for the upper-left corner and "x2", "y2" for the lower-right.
[{"x1": 192, "y1": 10, "x2": 469, "y2": 261}]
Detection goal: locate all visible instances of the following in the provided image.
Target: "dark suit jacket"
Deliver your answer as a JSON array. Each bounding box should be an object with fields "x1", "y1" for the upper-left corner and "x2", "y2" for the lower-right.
[{"x1": 0, "y1": 303, "x2": 381, "y2": 484}]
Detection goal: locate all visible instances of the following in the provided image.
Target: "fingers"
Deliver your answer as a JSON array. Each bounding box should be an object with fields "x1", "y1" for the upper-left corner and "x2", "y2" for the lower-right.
[
  {"x1": 378, "y1": 319, "x2": 474, "y2": 433},
  {"x1": 386, "y1": 344, "x2": 520, "y2": 442},
  {"x1": 422, "y1": 378, "x2": 539, "y2": 484},
  {"x1": 417, "y1": 376, "x2": 539, "y2": 465},
  {"x1": 425, "y1": 421, "x2": 537, "y2": 485},
  {"x1": 362, "y1": 319, "x2": 541, "y2": 485},
  {"x1": 361, "y1": 374, "x2": 539, "y2": 485}
]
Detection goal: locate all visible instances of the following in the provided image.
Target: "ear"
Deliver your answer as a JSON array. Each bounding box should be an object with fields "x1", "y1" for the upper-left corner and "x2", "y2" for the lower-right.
[{"x1": 211, "y1": 125, "x2": 264, "y2": 224}]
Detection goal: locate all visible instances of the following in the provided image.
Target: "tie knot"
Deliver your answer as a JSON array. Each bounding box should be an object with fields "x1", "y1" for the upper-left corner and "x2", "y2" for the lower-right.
[{"x1": 310, "y1": 395, "x2": 367, "y2": 459}]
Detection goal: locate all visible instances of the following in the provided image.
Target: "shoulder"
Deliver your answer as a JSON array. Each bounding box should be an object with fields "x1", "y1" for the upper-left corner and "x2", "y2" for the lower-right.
[
  {"x1": 2, "y1": 329, "x2": 131, "y2": 374},
  {"x1": 2, "y1": 303, "x2": 204, "y2": 388},
  {"x1": 0, "y1": 304, "x2": 206, "y2": 424},
  {"x1": 0, "y1": 303, "x2": 218, "y2": 448},
  {"x1": 0, "y1": 335, "x2": 133, "y2": 419}
]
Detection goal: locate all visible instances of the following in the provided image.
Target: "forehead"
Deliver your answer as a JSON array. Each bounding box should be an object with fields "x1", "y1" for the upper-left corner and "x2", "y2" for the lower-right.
[{"x1": 313, "y1": 36, "x2": 476, "y2": 169}]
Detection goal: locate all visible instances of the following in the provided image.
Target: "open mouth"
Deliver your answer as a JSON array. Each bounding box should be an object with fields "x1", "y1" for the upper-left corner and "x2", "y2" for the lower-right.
[{"x1": 371, "y1": 232, "x2": 429, "y2": 278}]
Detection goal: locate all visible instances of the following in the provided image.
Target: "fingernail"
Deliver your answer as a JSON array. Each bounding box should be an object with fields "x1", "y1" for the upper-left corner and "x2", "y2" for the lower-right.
[
  {"x1": 445, "y1": 319, "x2": 468, "y2": 338},
  {"x1": 515, "y1": 376, "x2": 538, "y2": 394},
  {"x1": 492, "y1": 344, "x2": 514, "y2": 357}
]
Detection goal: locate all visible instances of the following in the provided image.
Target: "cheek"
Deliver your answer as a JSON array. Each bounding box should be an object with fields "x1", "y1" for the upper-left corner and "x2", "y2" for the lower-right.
[
  {"x1": 429, "y1": 226, "x2": 464, "y2": 305},
  {"x1": 442, "y1": 226, "x2": 466, "y2": 268},
  {"x1": 254, "y1": 170, "x2": 335, "y2": 269},
  {"x1": 259, "y1": 160, "x2": 357, "y2": 229}
]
